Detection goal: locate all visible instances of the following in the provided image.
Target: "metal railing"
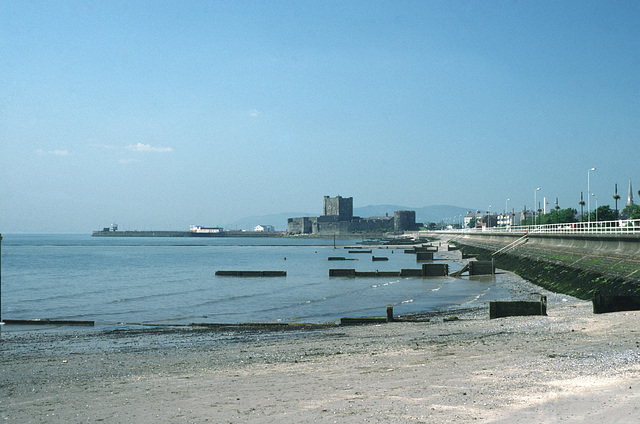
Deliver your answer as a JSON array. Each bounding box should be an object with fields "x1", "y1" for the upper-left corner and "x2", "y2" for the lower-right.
[{"x1": 428, "y1": 218, "x2": 640, "y2": 235}]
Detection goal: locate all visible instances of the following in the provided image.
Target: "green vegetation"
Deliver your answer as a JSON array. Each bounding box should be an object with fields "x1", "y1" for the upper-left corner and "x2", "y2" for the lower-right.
[
  {"x1": 521, "y1": 208, "x2": 577, "y2": 225},
  {"x1": 519, "y1": 204, "x2": 631, "y2": 225},
  {"x1": 586, "y1": 205, "x2": 618, "y2": 222},
  {"x1": 622, "y1": 204, "x2": 640, "y2": 219}
]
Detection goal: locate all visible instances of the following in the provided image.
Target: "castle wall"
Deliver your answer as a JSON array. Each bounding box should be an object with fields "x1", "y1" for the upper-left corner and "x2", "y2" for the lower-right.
[
  {"x1": 394, "y1": 210, "x2": 416, "y2": 232},
  {"x1": 350, "y1": 217, "x2": 394, "y2": 233},
  {"x1": 287, "y1": 196, "x2": 416, "y2": 236},
  {"x1": 287, "y1": 217, "x2": 312, "y2": 235}
]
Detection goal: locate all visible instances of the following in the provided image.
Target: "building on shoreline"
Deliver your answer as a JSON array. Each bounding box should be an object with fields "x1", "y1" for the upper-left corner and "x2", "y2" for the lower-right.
[
  {"x1": 190, "y1": 225, "x2": 223, "y2": 234},
  {"x1": 465, "y1": 209, "x2": 534, "y2": 228},
  {"x1": 287, "y1": 196, "x2": 419, "y2": 235},
  {"x1": 254, "y1": 224, "x2": 275, "y2": 232}
]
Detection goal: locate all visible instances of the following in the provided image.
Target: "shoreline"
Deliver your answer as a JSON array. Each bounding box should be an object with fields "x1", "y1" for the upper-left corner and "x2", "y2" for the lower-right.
[
  {"x1": 2, "y1": 295, "x2": 639, "y2": 422},
  {"x1": 2, "y1": 248, "x2": 639, "y2": 422}
]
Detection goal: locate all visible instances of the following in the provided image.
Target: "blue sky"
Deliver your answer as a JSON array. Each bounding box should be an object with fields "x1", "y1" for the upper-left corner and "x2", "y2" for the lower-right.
[{"x1": 1, "y1": 1, "x2": 639, "y2": 232}]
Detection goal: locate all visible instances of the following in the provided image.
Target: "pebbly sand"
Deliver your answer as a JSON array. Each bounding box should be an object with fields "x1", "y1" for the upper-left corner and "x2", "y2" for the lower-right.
[{"x1": 1, "y1": 274, "x2": 639, "y2": 423}]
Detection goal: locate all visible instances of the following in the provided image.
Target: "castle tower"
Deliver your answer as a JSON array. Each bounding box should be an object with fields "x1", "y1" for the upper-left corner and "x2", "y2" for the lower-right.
[
  {"x1": 627, "y1": 179, "x2": 634, "y2": 207},
  {"x1": 323, "y1": 196, "x2": 353, "y2": 221}
]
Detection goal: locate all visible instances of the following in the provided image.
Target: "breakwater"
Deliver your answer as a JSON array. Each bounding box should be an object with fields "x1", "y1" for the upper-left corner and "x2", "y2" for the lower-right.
[
  {"x1": 92, "y1": 230, "x2": 286, "y2": 237},
  {"x1": 442, "y1": 233, "x2": 640, "y2": 300}
]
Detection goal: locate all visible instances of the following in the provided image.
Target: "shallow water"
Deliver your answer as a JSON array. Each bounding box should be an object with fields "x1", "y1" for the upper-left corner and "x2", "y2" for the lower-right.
[{"x1": 1, "y1": 234, "x2": 516, "y2": 328}]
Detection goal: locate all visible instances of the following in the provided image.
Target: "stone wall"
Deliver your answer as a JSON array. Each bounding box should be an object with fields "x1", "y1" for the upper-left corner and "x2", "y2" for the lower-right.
[
  {"x1": 394, "y1": 210, "x2": 416, "y2": 232},
  {"x1": 323, "y1": 196, "x2": 353, "y2": 220},
  {"x1": 286, "y1": 217, "x2": 312, "y2": 234}
]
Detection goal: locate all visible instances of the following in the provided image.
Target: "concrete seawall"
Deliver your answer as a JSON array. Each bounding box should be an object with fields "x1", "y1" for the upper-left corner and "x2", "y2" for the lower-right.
[
  {"x1": 454, "y1": 232, "x2": 640, "y2": 257},
  {"x1": 431, "y1": 232, "x2": 640, "y2": 300}
]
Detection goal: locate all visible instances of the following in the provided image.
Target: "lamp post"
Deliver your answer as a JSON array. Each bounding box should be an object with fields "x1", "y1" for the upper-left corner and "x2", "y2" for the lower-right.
[
  {"x1": 588, "y1": 167, "x2": 596, "y2": 223},
  {"x1": 534, "y1": 188, "x2": 541, "y2": 226},
  {"x1": 592, "y1": 193, "x2": 598, "y2": 223},
  {"x1": 505, "y1": 198, "x2": 510, "y2": 225},
  {"x1": 613, "y1": 183, "x2": 620, "y2": 217}
]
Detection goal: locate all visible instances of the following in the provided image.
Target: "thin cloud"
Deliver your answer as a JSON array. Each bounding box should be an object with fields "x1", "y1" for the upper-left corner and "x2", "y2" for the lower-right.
[
  {"x1": 91, "y1": 143, "x2": 120, "y2": 150},
  {"x1": 248, "y1": 109, "x2": 262, "y2": 117},
  {"x1": 118, "y1": 158, "x2": 140, "y2": 164},
  {"x1": 36, "y1": 149, "x2": 71, "y2": 156},
  {"x1": 126, "y1": 143, "x2": 174, "y2": 153}
]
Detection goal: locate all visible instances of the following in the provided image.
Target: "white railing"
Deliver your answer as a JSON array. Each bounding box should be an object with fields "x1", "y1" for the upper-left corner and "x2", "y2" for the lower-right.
[{"x1": 427, "y1": 218, "x2": 640, "y2": 235}]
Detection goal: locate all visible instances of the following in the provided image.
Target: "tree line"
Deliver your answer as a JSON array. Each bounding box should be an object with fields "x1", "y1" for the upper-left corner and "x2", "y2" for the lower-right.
[{"x1": 520, "y1": 204, "x2": 640, "y2": 226}]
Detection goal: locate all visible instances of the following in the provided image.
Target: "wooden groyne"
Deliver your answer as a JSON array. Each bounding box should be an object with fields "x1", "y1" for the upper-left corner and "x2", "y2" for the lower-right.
[
  {"x1": 329, "y1": 263, "x2": 448, "y2": 278},
  {"x1": 3, "y1": 319, "x2": 95, "y2": 326},
  {"x1": 215, "y1": 270, "x2": 287, "y2": 277}
]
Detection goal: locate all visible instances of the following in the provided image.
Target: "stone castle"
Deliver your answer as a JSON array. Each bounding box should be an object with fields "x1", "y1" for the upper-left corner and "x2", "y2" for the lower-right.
[{"x1": 287, "y1": 196, "x2": 419, "y2": 235}]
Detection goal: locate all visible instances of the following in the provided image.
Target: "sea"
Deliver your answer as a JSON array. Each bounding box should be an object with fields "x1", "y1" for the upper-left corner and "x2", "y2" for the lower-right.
[{"x1": 0, "y1": 234, "x2": 518, "y2": 330}]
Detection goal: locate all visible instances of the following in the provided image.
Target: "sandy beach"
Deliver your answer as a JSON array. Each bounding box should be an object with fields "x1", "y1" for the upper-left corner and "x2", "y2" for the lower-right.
[{"x1": 2, "y1": 276, "x2": 639, "y2": 423}]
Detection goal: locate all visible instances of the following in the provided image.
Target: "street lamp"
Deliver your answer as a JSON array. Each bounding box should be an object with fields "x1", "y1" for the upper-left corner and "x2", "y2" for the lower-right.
[
  {"x1": 534, "y1": 188, "x2": 541, "y2": 225},
  {"x1": 613, "y1": 183, "x2": 620, "y2": 216},
  {"x1": 505, "y1": 198, "x2": 511, "y2": 225},
  {"x1": 588, "y1": 167, "x2": 596, "y2": 223}
]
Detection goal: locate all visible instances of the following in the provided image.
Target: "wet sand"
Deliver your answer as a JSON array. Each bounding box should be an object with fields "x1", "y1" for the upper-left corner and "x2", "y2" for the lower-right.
[{"x1": 2, "y1": 282, "x2": 639, "y2": 423}]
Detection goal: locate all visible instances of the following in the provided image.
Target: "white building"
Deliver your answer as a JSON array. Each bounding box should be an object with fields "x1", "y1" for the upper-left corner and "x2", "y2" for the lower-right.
[
  {"x1": 497, "y1": 213, "x2": 514, "y2": 226},
  {"x1": 254, "y1": 224, "x2": 275, "y2": 232},
  {"x1": 189, "y1": 225, "x2": 223, "y2": 233}
]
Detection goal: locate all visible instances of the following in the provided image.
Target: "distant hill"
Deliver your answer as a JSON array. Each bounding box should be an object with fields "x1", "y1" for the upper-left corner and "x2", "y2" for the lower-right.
[{"x1": 224, "y1": 205, "x2": 473, "y2": 231}]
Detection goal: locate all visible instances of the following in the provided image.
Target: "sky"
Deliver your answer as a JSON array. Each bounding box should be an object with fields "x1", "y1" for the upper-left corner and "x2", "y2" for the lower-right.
[{"x1": 1, "y1": 0, "x2": 639, "y2": 233}]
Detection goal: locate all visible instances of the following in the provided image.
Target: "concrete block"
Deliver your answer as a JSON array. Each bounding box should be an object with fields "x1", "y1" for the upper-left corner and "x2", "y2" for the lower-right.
[
  {"x1": 593, "y1": 291, "x2": 640, "y2": 314},
  {"x1": 490, "y1": 296, "x2": 547, "y2": 319},
  {"x1": 416, "y1": 251, "x2": 434, "y2": 261},
  {"x1": 329, "y1": 269, "x2": 356, "y2": 277},
  {"x1": 421, "y1": 263, "x2": 449, "y2": 276},
  {"x1": 400, "y1": 268, "x2": 423, "y2": 277},
  {"x1": 469, "y1": 260, "x2": 495, "y2": 275}
]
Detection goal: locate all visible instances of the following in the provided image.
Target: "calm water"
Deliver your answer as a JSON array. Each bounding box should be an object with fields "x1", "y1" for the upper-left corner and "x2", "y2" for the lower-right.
[{"x1": 1, "y1": 234, "x2": 515, "y2": 328}]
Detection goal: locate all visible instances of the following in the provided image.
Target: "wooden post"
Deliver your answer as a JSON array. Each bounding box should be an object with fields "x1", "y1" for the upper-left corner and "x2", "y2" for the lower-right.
[
  {"x1": 0, "y1": 233, "x2": 3, "y2": 324},
  {"x1": 386, "y1": 305, "x2": 394, "y2": 322}
]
